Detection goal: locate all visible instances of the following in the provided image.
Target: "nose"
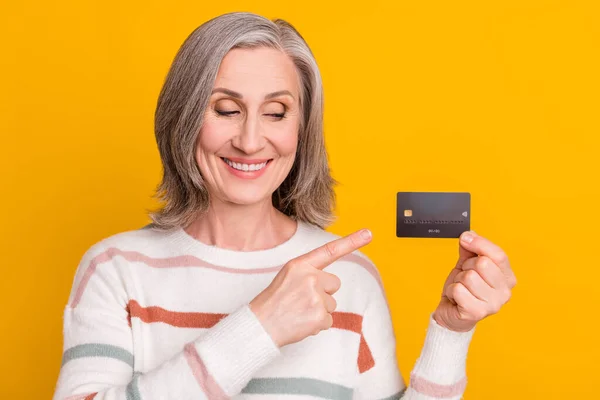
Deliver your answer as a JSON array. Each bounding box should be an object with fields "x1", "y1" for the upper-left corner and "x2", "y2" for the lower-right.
[{"x1": 231, "y1": 113, "x2": 266, "y2": 155}]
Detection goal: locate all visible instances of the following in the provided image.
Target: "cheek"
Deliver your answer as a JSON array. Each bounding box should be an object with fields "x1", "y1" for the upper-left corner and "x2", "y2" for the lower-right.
[
  {"x1": 196, "y1": 119, "x2": 225, "y2": 156},
  {"x1": 194, "y1": 120, "x2": 230, "y2": 182},
  {"x1": 269, "y1": 123, "x2": 299, "y2": 156},
  {"x1": 275, "y1": 134, "x2": 298, "y2": 156},
  {"x1": 196, "y1": 123, "x2": 217, "y2": 154}
]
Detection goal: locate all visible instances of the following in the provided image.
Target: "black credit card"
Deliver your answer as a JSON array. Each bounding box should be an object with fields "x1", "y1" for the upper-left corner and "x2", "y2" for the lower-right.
[{"x1": 396, "y1": 192, "x2": 471, "y2": 238}]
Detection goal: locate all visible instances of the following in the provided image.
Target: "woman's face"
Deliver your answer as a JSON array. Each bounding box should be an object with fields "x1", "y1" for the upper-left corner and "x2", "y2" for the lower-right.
[{"x1": 196, "y1": 46, "x2": 301, "y2": 207}]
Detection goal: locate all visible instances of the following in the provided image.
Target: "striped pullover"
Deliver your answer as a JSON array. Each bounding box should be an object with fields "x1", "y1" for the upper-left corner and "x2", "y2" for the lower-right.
[{"x1": 52, "y1": 220, "x2": 475, "y2": 400}]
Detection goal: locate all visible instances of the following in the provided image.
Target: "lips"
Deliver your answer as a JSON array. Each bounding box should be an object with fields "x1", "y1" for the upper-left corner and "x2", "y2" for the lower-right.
[
  {"x1": 219, "y1": 156, "x2": 273, "y2": 178},
  {"x1": 222, "y1": 156, "x2": 273, "y2": 164},
  {"x1": 220, "y1": 157, "x2": 273, "y2": 167}
]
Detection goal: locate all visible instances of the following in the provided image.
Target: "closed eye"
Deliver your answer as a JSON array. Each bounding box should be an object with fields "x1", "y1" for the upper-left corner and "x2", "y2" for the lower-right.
[
  {"x1": 216, "y1": 110, "x2": 286, "y2": 119},
  {"x1": 216, "y1": 110, "x2": 239, "y2": 116}
]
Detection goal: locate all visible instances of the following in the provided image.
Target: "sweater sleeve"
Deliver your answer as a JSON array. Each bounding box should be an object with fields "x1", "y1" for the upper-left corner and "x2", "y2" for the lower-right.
[
  {"x1": 52, "y1": 244, "x2": 281, "y2": 400},
  {"x1": 353, "y1": 284, "x2": 475, "y2": 400}
]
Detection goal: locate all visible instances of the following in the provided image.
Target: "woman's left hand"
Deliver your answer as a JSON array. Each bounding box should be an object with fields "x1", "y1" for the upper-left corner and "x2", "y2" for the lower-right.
[{"x1": 433, "y1": 230, "x2": 517, "y2": 332}]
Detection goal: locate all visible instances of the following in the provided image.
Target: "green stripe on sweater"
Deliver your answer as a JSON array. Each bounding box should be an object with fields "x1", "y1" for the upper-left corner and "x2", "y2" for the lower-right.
[
  {"x1": 242, "y1": 378, "x2": 405, "y2": 399},
  {"x1": 378, "y1": 387, "x2": 406, "y2": 400},
  {"x1": 126, "y1": 372, "x2": 142, "y2": 400},
  {"x1": 242, "y1": 377, "x2": 353, "y2": 399},
  {"x1": 60, "y1": 345, "x2": 405, "y2": 400},
  {"x1": 61, "y1": 343, "x2": 134, "y2": 368}
]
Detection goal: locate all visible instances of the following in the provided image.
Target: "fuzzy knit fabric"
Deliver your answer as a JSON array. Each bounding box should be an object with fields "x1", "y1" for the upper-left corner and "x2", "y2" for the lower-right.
[{"x1": 52, "y1": 220, "x2": 475, "y2": 400}]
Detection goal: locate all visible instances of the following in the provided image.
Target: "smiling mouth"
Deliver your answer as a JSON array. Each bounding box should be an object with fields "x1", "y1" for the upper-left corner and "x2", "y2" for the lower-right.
[{"x1": 220, "y1": 157, "x2": 273, "y2": 172}]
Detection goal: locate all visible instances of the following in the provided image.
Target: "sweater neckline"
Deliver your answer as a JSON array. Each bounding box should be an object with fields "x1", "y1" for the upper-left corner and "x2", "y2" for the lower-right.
[{"x1": 167, "y1": 219, "x2": 314, "y2": 269}]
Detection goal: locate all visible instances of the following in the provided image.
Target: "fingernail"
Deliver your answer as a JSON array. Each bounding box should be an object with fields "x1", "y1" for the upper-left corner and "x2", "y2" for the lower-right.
[
  {"x1": 361, "y1": 229, "x2": 372, "y2": 240},
  {"x1": 461, "y1": 231, "x2": 473, "y2": 243}
]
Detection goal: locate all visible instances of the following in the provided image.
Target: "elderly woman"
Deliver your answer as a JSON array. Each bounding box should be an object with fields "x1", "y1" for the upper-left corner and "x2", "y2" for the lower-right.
[{"x1": 53, "y1": 12, "x2": 516, "y2": 400}]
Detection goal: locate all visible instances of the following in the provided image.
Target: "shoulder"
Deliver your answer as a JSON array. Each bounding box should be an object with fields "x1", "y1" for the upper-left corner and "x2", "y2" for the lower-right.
[
  {"x1": 73, "y1": 223, "x2": 181, "y2": 280},
  {"x1": 80, "y1": 224, "x2": 176, "y2": 259},
  {"x1": 67, "y1": 225, "x2": 175, "y2": 305}
]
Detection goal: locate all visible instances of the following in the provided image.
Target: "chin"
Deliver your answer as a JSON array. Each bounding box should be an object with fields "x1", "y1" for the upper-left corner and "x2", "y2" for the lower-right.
[{"x1": 221, "y1": 189, "x2": 273, "y2": 206}]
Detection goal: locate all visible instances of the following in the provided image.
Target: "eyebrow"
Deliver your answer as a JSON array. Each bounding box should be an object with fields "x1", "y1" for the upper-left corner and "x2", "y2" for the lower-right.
[{"x1": 211, "y1": 87, "x2": 295, "y2": 100}]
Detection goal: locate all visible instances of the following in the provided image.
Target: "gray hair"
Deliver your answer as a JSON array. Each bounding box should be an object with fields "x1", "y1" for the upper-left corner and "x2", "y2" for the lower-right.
[{"x1": 150, "y1": 12, "x2": 337, "y2": 230}]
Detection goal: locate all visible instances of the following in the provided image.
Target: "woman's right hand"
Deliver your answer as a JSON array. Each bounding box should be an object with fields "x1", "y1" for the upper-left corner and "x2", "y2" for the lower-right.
[{"x1": 249, "y1": 228, "x2": 373, "y2": 348}]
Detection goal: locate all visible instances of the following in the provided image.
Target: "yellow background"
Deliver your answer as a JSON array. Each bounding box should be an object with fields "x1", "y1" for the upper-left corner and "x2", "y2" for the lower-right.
[{"x1": 1, "y1": 0, "x2": 598, "y2": 398}]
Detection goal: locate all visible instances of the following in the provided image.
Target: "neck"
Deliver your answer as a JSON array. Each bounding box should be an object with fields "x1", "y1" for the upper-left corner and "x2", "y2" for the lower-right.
[{"x1": 183, "y1": 197, "x2": 297, "y2": 252}]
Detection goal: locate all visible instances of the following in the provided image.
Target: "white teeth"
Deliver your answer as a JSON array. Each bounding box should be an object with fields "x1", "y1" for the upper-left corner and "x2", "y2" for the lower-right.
[{"x1": 223, "y1": 158, "x2": 268, "y2": 172}]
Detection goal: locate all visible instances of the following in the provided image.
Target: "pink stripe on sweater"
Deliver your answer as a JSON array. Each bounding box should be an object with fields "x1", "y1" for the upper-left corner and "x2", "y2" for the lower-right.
[
  {"x1": 64, "y1": 393, "x2": 97, "y2": 400},
  {"x1": 410, "y1": 373, "x2": 467, "y2": 398},
  {"x1": 71, "y1": 248, "x2": 282, "y2": 307},
  {"x1": 184, "y1": 342, "x2": 229, "y2": 399},
  {"x1": 71, "y1": 248, "x2": 384, "y2": 309}
]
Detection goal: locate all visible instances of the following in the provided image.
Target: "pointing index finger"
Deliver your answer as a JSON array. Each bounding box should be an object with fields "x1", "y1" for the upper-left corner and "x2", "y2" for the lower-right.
[{"x1": 297, "y1": 229, "x2": 373, "y2": 270}]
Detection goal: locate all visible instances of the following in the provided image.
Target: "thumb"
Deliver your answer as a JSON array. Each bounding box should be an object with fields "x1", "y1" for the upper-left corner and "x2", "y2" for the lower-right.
[{"x1": 457, "y1": 230, "x2": 477, "y2": 269}]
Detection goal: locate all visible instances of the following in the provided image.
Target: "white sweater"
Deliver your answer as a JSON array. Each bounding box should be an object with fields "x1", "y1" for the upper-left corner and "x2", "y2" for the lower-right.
[{"x1": 53, "y1": 220, "x2": 475, "y2": 400}]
